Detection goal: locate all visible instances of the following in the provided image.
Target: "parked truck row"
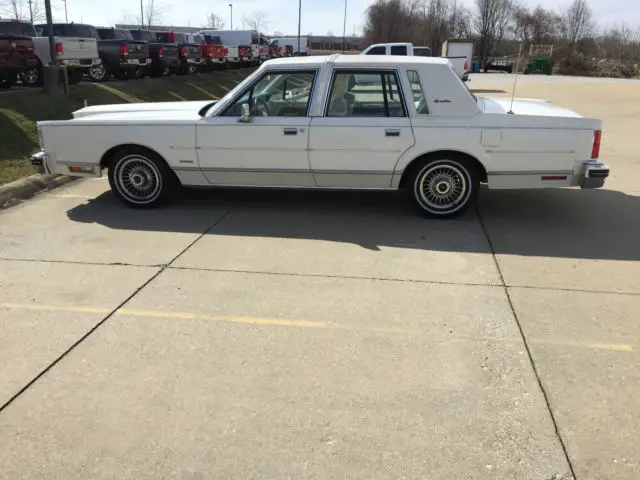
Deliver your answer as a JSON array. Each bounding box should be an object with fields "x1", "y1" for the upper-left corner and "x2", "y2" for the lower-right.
[{"x1": 0, "y1": 19, "x2": 302, "y2": 89}]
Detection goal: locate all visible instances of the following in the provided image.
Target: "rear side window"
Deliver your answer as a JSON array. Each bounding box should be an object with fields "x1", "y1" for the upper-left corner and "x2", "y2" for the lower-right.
[
  {"x1": 390, "y1": 45, "x2": 407, "y2": 55},
  {"x1": 0, "y1": 21, "x2": 37, "y2": 36},
  {"x1": 414, "y1": 47, "x2": 432, "y2": 57},
  {"x1": 365, "y1": 46, "x2": 385, "y2": 55},
  {"x1": 175, "y1": 33, "x2": 187, "y2": 44},
  {"x1": 156, "y1": 33, "x2": 170, "y2": 42},
  {"x1": 407, "y1": 70, "x2": 428, "y2": 114},
  {"x1": 326, "y1": 70, "x2": 406, "y2": 118}
]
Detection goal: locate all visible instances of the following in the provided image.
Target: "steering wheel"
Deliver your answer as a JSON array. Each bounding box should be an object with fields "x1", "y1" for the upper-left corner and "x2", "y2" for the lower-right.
[{"x1": 253, "y1": 96, "x2": 270, "y2": 117}]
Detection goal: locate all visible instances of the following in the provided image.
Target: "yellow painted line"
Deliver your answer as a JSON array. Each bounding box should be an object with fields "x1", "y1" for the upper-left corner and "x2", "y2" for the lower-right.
[
  {"x1": 168, "y1": 91, "x2": 187, "y2": 101},
  {"x1": 588, "y1": 343, "x2": 633, "y2": 352},
  {"x1": 186, "y1": 83, "x2": 219, "y2": 99},
  {"x1": 0, "y1": 303, "x2": 635, "y2": 350},
  {"x1": 2, "y1": 303, "x2": 111, "y2": 314},
  {"x1": 217, "y1": 84, "x2": 230, "y2": 92},
  {"x1": 116, "y1": 308, "x2": 328, "y2": 329}
]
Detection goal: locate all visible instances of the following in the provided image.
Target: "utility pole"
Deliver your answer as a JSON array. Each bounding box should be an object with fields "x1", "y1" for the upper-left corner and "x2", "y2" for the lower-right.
[
  {"x1": 140, "y1": 0, "x2": 144, "y2": 28},
  {"x1": 44, "y1": 0, "x2": 56, "y2": 66},
  {"x1": 28, "y1": 0, "x2": 34, "y2": 23},
  {"x1": 341, "y1": 0, "x2": 347, "y2": 53},
  {"x1": 297, "y1": 0, "x2": 301, "y2": 55},
  {"x1": 229, "y1": 3, "x2": 233, "y2": 30},
  {"x1": 63, "y1": 0, "x2": 68, "y2": 22}
]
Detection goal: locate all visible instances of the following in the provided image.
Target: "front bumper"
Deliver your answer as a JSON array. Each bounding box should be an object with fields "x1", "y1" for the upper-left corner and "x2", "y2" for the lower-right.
[
  {"x1": 581, "y1": 160, "x2": 610, "y2": 189},
  {"x1": 30, "y1": 151, "x2": 49, "y2": 174}
]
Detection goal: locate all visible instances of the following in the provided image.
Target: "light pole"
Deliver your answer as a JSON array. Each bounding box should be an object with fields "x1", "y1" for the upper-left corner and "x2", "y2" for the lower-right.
[
  {"x1": 342, "y1": 0, "x2": 347, "y2": 53},
  {"x1": 140, "y1": 0, "x2": 144, "y2": 28},
  {"x1": 63, "y1": 0, "x2": 68, "y2": 22},
  {"x1": 229, "y1": 3, "x2": 233, "y2": 30},
  {"x1": 297, "y1": 0, "x2": 301, "y2": 55}
]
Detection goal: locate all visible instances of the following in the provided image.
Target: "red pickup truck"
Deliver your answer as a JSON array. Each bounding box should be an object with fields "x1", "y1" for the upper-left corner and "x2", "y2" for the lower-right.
[
  {"x1": 186, "y1": 33, "x2": 226, "y2": 71},
  {"x1": 0, "y1": 20, "x2": 38, "y2": 89}
]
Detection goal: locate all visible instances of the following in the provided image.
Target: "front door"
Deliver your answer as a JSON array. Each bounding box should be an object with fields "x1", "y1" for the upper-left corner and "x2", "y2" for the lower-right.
[
  {"x1": 309, "y1": 70, "x2": 415, "y2": 188},
  {"x1": 196, "y1": 70, "x2": 317, "y2": 187}
]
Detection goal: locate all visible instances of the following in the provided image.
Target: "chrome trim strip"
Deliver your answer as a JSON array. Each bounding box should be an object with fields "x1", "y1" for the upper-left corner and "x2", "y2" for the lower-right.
[
  {"x1": 487, "y1": 170, "x2": 574, "y2": 176},
  {"x1": 486, "y1": 149, "x2": 575, "y2": 154}
]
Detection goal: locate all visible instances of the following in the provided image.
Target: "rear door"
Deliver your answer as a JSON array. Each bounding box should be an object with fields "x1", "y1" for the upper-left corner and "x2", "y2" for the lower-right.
[{"x1": 309, "y1": 69, "x2": 415, "y2": 188}]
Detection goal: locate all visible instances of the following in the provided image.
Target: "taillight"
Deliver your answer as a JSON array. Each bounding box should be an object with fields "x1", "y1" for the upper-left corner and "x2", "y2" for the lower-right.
[
  {"x1": 278, "y1": 46, "x2": 282, "y2": 53},
  {"x1": 27, "y1": 45, "x2": 34, "y2": 53},
  {"x1": 120, "y1": 44, "x2": 129, "y2": 56},
  {"x1": 55, "y1": 42, "x2": 64, "y2": 56},
  {"x1": 158, "y1": 47, "x2": 164, "y2": 58},
  {"x1": 464, "y1": 59, "x2": 468, "y2": 71},
  {"x1": 224, "y1": 47, "x2": 228, "y2": 56},
  {"x1": 259, "y1": 47, "x2": 264, "y2": 54},
  {"x1": 182, "y1": 47, "x2": 189, "y2": 56},
  {"x1": 591, "y1": 130, "x2": 602, "y2": 159},
  {"x1": 239, "y1": 47, "x2": 244, "y2": 56}
]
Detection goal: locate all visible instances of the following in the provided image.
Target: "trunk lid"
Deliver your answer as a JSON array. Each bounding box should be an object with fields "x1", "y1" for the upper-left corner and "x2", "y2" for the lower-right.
[
  {"x1": 479, "y1": 96, "x2": 583, "y2": 118},
  {"x1": 58, "y1": 37, "x2": 99, "y2": 59},
  {"x1": 125, "y1": 41, "x2": 149, "y2": 61}
]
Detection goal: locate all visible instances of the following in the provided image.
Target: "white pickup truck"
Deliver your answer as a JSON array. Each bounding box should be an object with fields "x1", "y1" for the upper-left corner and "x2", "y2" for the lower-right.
[
  {"x1": 31, "y1": 54, "x2": 608, "y2": 218},
  {"x1": 361, "y1": 42, "x2": 469, "y2": 81},
  {"x1": 1, "y1": 19, "x2": 101, "y2": 86}
]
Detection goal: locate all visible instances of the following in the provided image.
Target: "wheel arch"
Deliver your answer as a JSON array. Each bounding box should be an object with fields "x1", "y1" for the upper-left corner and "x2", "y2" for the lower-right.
[
  {"x1": 100, "y1": 143, "x2": 171, "y2": 171},
  {"x1": 397, "y1": 149, "x2": 488, "y2": 190}
]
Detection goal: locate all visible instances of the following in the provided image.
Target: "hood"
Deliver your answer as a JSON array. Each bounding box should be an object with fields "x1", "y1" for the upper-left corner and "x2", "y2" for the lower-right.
[
  {"x1": 479, "y1": 97, "x2": 583, "y2": 118},
  {"x1": 72, "y1": 100, "x2": 217, "y2": 119}
]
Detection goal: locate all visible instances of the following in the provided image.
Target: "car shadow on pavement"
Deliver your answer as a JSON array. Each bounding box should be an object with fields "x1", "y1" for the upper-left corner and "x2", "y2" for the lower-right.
[{"x1": 66, "y1": 186, "x2": 640, "y2": 261}]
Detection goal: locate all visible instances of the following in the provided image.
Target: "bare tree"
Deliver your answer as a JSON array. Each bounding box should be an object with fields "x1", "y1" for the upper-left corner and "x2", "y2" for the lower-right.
[
  {"x1": 243, "y1": 11, "x2": 269, "y2": 33},
  {"x1": 0, "y1": 0, "x2": 44, "y2": 22},
  {"x1": 136, "y1": 0, "x2": 164, "y2": 28},
  {"x1": 561, "y1": 0, "x2": 593, "y2": 45},
  {"x1": 473, "y1": 0, "x2": 514, "y2": 62},
  {"x1": 205, "y1": 13, "x2": 225, "y2": 29}
]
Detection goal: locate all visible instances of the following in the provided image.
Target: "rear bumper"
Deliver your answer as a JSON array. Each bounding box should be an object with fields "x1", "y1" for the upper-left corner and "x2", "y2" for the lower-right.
[
  {"x1": 581, "y1": 160, "x2": 610, "y2": 189},
  {"x1": 30, "y1": 151, "x2": 48, "y2": 174},
  {"x1": 120, "y1": 58, "x2": 152, "y2": 68},
  {"x1": 61, "y1": 58, "x2": 101, "y2": 68}
]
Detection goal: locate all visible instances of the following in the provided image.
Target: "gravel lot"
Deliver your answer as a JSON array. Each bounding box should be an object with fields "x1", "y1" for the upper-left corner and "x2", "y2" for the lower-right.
[{"x1": 0, "y1": 74, "x2": 638, "y2": 479}]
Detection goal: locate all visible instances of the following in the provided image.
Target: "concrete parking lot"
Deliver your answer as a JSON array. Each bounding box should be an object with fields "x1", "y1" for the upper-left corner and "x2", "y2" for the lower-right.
[{"x1": 0, "y1": 74, "x2": 639, "y2": 479}]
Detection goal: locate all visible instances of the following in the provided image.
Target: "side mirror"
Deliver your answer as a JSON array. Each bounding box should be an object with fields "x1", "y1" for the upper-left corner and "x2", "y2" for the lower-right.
[{"x1": 239, "y1": 103, "x2": 252, "y2": 123}]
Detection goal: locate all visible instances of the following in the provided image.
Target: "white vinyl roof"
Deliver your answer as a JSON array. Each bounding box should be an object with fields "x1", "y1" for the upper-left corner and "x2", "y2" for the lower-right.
[{"x1": 263, "y1": 54, "x2": 451, "y2": 69}]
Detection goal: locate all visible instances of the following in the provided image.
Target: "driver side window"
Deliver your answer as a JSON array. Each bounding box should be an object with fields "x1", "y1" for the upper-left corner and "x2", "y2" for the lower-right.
[{"x1": 221, "y1": 71, "x2": 316, "y2": 117}]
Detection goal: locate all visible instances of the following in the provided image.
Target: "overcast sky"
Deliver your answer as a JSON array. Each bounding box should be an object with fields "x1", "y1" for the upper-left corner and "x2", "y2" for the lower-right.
[{"x1": 52, "y1": 0, "x2": 638, "y2": 35}]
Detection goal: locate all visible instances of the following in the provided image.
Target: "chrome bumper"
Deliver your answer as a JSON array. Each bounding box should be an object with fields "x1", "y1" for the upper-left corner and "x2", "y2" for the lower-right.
[
  {"x1": 30, "y1": 151, "x2": 49, "y2": 174},
  {"x1": 581, "y1": 160, "x2": 610, "y2": 189}
]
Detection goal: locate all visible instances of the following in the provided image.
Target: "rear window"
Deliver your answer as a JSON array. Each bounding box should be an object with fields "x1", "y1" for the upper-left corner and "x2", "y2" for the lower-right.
[
  {"x1": 155, "y1": 32, "x2": 171, "y2": 43},
  {"x1": 175, "y1": 33, "x2": 188, "y2": 44},
  {"x1": 129, "y1": 30, "x2": 153, "y2": 42},
  {"x1": 97, "y1": 28, "x2": 130, "y2": 40},
  {"x1": 390, "y1": 45, "x2": 407, "y2": 55},
  {"x1": 38, "y1": 24, "x2": 98, "y2": 39},
  {"x1": 414, "y1": 47, "x2": 432, "y2": 57},
  {"x1": 191, "y1": 35, "x2": 204, "y2": 44},
  {"x1": 0, "y1": 21, "x2": 36, "y2": 36}
]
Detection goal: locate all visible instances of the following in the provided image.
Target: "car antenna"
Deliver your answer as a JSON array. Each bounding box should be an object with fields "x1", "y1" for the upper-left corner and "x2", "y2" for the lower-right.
[{"x1": 508, "y1": 41, "x2": 524, "y2": 114}]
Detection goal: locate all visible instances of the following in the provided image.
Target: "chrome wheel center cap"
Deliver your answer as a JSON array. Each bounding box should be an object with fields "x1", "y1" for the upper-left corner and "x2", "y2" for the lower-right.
[
  {"x1": 435, "y1": 181, "x2": 451, "y2": 195},
  {"x1": 131, "y1": 174, "x2": 145, "y2": 187}
]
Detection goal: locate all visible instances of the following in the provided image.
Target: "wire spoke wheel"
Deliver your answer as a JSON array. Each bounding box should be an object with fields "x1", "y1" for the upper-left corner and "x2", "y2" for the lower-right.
[
  {"x1": 418, "y1": 164, "x2": 468, "y2": 211},
  {"x1": 114, "y1": 155, "x2": 162, "y2": 204},
  {"x1": 410, "y1": 157, "x2": 478, "y2": 218}
]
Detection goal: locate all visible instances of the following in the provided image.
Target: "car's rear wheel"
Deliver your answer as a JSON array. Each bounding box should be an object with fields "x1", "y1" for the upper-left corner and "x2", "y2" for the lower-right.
[
  {"x1": 20, "y1": 61, "x2": 43, "y2": 86},
  {"x1": 89, "y1": 61, "x2": 110, "y2": 82},
  {"x1": 107, "y1": 148, "x2": 177, "y2": 208},
  {"x1": 406, "y1": 154, "x2": 480, "y2": 219}
]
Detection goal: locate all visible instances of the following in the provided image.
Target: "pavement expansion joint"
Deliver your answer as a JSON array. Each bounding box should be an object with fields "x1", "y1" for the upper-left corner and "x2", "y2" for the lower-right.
[{"x1": 474, "y1": 204, "x2": 578, "y2": 480}]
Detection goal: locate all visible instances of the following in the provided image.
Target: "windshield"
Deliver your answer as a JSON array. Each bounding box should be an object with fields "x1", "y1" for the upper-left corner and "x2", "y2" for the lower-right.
[{"x1": 0, "y1": 21, "x2": 36, "y2": 36}]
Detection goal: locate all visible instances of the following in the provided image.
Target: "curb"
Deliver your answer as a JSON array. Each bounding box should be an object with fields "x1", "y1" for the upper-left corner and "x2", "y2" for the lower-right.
[{"x1": 0, "y1": 174, "x2": 77, "y2": 209}]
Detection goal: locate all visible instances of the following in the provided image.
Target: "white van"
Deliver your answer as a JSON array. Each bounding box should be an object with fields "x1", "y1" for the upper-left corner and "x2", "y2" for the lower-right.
[
  {"x1": 270, "y1": 37, "x2": 309, "y2": 56},
  {"x1": 205, "y1": 29, "x2": 269, "y2": 63}
]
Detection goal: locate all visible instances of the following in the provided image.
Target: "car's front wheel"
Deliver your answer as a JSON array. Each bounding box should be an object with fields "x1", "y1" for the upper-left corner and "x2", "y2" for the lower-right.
[
  {"x1": 407, "y1": 154, "x2": 480, "y2": 219},
  {"x1": 107, "y1": 148, "x2": 177, "y2": 208}
]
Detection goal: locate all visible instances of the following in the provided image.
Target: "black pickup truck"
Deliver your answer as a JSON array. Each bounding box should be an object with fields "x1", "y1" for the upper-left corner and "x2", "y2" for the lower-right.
[
  {"x1": 91, "y1": 27, "x2": 150, "y2": 81},
  {"x1": 155, "y1": 31, "x2": 200, "y2": 75},
  {"x1": 0, "y1": 20, "x2": 38, "y2": 88},
  {"x1": 129, "y1": 29, "x2": 179, "y2": 77}
]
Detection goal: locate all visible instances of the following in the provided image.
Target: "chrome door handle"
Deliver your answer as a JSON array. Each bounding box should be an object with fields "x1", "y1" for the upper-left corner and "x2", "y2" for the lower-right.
[
  {"x1": 385, "y1": 129, "x2": 400, "y2": 137},
  {"x1": 283, "y1": 128, "x2": 298, "y2": 136}
]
